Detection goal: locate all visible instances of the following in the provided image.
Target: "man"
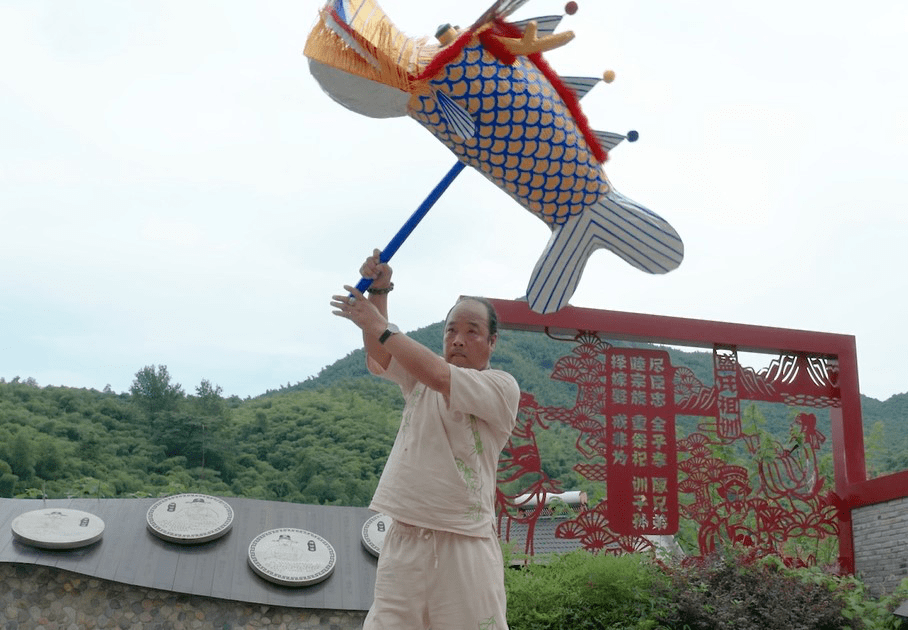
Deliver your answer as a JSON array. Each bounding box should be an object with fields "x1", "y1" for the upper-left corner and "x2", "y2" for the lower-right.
[{"x1": 331, "y1": 249, "x2": 520, "y2": 630}]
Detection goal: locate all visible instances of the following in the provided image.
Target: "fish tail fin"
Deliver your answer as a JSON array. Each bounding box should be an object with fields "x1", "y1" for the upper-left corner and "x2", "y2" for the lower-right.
[{"x1": 525, "y1": 191, "x2": 684, "y2": 313}]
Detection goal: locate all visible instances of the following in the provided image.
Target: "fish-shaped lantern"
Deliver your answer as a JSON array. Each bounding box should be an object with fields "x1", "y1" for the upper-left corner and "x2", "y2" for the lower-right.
[{"x1": 305, "y1": 0, "x2": 683, "y2": 314}]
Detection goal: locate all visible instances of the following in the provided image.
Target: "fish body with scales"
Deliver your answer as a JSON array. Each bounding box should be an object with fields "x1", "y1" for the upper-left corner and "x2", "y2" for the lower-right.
[
  {"x1": 305, "y1": 0, "x2": 683, "y2": 313},
  {"x1": 410, "y1": 42, "x2": 606, "y2": 228}
]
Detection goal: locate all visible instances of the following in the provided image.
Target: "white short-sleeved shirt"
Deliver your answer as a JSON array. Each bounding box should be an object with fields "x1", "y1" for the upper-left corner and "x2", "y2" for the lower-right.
[{"x1": 368, "y1": 356, "x2": 520, "y2": 537}]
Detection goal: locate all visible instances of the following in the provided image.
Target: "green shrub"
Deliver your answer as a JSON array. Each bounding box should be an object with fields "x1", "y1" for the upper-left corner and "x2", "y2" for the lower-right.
[
  {"x1": 768, "y1": 559, "x2": 908, "y2": 630},
  {"x1": 652, "y1": 552, "x2": 908, "y2": 630},
  {"x1": 653, "y1": 553, "x2": 848, "y2": 629},
  {"x1": 505, "y1": 549, "x2": 669, "y2": 629},
  {"x1": 504, "y1": 548, "x2": 908, "y2": 630}
]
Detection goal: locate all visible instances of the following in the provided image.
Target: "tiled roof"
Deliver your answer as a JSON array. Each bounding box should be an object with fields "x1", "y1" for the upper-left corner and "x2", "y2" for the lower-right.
[{"x1": 500, "y1": 516, "x2": 584, "y2": 558}]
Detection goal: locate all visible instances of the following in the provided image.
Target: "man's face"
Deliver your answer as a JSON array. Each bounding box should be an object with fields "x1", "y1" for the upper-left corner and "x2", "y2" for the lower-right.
[{"x1": 443, "y1": 299, "x2": 496, "y2": 370}]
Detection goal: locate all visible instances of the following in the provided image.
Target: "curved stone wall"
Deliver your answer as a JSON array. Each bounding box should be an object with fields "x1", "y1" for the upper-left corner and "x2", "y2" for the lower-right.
[
  {"x1": 0, "y1": 564, "x2": 365, "y2": 630},
  {"x1": 0, "y1": 497, "x2": 377, "y2": 612}
]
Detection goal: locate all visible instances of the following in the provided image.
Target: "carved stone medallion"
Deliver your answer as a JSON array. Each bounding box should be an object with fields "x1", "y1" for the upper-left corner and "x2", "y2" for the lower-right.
[
  {"x1": 361, "y1": 513, "x2": 392, "y2": 557},
  {"x1": 146, "y1": 494, "x2": 233, "y2": 544},
  {"x1": 247, "y1": 528, "x2": 336, "y2": 586},
  {"x1": 12, "y1": 508, "x2": 105, "y2": 549}
]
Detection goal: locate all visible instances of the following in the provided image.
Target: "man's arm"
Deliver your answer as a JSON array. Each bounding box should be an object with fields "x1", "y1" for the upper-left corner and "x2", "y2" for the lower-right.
[
  {"x1": 331, "y1": 251, "x2": 451, "y2": 396},
  {"x1": 357, "y1": 249, "x2": 392, "y2": 371},
  {"x1": 362, "y1": 290, "x2": 392, "y2": 371},
  {"x1": 376, "y1": 331, "x2": 451, "y2": 397}
]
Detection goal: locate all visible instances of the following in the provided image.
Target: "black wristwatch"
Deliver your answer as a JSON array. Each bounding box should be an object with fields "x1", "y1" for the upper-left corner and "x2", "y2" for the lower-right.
[{"x1": 379, "y1": 323, "x2": 400, "y2": 345}]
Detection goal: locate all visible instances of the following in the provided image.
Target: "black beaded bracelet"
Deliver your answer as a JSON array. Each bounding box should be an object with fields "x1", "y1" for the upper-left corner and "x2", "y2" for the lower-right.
[{"x1": 366, "y1": 282, "x2": 394, "y2": 295}]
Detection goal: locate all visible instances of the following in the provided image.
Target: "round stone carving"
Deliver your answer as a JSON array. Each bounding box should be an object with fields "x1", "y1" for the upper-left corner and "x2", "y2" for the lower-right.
[
  {"x1": 361, "y1": 513, "x2": 392, "y2": 557},
  {"x1": 248, "y1": 528, "x2": 336, "y2": 586},
  {"x1": 11, "y1": 508, "x2": 105, "y2": 550},
  {"x1": 146, "y1": 494, "x2": 233, "y2": 544}
]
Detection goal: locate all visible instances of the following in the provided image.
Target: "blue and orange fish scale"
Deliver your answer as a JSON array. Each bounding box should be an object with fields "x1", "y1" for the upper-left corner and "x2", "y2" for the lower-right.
[{"x1": 411, "y1": 38, "x2": 607, "y2": 227}]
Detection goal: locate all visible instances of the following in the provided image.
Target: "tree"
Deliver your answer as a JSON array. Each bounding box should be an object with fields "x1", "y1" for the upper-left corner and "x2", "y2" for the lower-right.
[
  {"x1": 8, "y1": 432, "x2": 34, "y2": 480},
  {"x1": 129, "y1": 365, "x2": 184, "y2": 415},
  {"x1": 34, "y1": 438, "x2": 64, "y2": 479},
  {"x1": 0, "y1": 473, "x2": 17, "y2": 497},
  {"x1": 0, "y1": 460, "x2": 17, "y2": 497},
  {"x1": 194, "y1": 379, "x2": 225, "y2": 417}
]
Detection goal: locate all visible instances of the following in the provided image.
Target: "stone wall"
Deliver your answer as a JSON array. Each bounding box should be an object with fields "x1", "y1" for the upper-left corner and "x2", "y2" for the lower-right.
[
  {"x1": 0, "y1": 563, "x2": 366, "y2": 630},
  {"x1": 853, "y1": 496, "x2": 908, "y2": 596}
]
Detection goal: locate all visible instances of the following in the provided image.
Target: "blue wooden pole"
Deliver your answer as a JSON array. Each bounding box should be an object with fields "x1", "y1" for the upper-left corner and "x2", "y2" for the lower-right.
[{"x1": 354, "y1": 160, "x2": 467, "y2": 294}]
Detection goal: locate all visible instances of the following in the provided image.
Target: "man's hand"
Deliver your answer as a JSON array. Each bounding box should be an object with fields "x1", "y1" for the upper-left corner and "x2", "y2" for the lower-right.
[
  {"x1": 360, "y1": 248, "x2": 393, "y2": 290},
  {"x1": 331, "y1": 285, "x2": 387, "y2": 339}
]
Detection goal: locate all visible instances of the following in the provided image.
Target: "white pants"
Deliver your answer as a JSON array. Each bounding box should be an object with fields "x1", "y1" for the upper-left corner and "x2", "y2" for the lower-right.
[{"x1": 363, "y1": 521, "x2": 509, "y2": 630}]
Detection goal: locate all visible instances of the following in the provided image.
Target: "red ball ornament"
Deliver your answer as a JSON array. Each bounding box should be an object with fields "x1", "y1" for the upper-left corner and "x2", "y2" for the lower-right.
[{"x1": 565, "y1": 1, "x2": 578, "y2": 15}]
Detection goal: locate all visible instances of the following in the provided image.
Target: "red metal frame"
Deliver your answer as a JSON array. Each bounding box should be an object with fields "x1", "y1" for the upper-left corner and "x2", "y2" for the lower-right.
[{"x1": 489, "y1": 298, "x2": 888, "y2": 573}]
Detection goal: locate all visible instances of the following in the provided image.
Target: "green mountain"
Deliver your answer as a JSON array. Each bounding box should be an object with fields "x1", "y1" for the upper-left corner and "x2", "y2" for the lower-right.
[{"x1": 1, "y1": 322, "x2": 906, "y2": 506}]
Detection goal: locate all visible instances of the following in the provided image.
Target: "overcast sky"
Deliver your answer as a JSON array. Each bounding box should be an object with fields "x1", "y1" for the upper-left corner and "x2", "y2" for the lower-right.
[{"x1": 2, "y1": 0, "x2": 906, "y2": 401}]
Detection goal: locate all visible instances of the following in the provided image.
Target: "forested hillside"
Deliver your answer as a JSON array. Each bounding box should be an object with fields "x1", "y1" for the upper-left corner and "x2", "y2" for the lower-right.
[{"x1": 1, "y1": 323, "x2": 906, "y2": 506}]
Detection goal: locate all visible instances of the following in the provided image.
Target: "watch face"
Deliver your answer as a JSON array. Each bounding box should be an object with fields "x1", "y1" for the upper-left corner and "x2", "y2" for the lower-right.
[{"x1": 379, "y1": 323, "x2": 400, "y2": 345}]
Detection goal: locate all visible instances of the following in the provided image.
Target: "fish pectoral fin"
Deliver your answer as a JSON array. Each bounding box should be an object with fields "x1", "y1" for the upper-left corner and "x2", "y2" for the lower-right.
[
  {"x1": 525, "y1": 192, "x2": 684, "y2": 314},
  {"x1": 436, "y1": 91, "x2": 476, "y2": 140}
]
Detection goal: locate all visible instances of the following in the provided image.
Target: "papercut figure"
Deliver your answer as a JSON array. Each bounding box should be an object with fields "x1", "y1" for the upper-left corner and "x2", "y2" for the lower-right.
[{"x1": 306, "y1": 0, "x2": 683, "y2": 313}]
